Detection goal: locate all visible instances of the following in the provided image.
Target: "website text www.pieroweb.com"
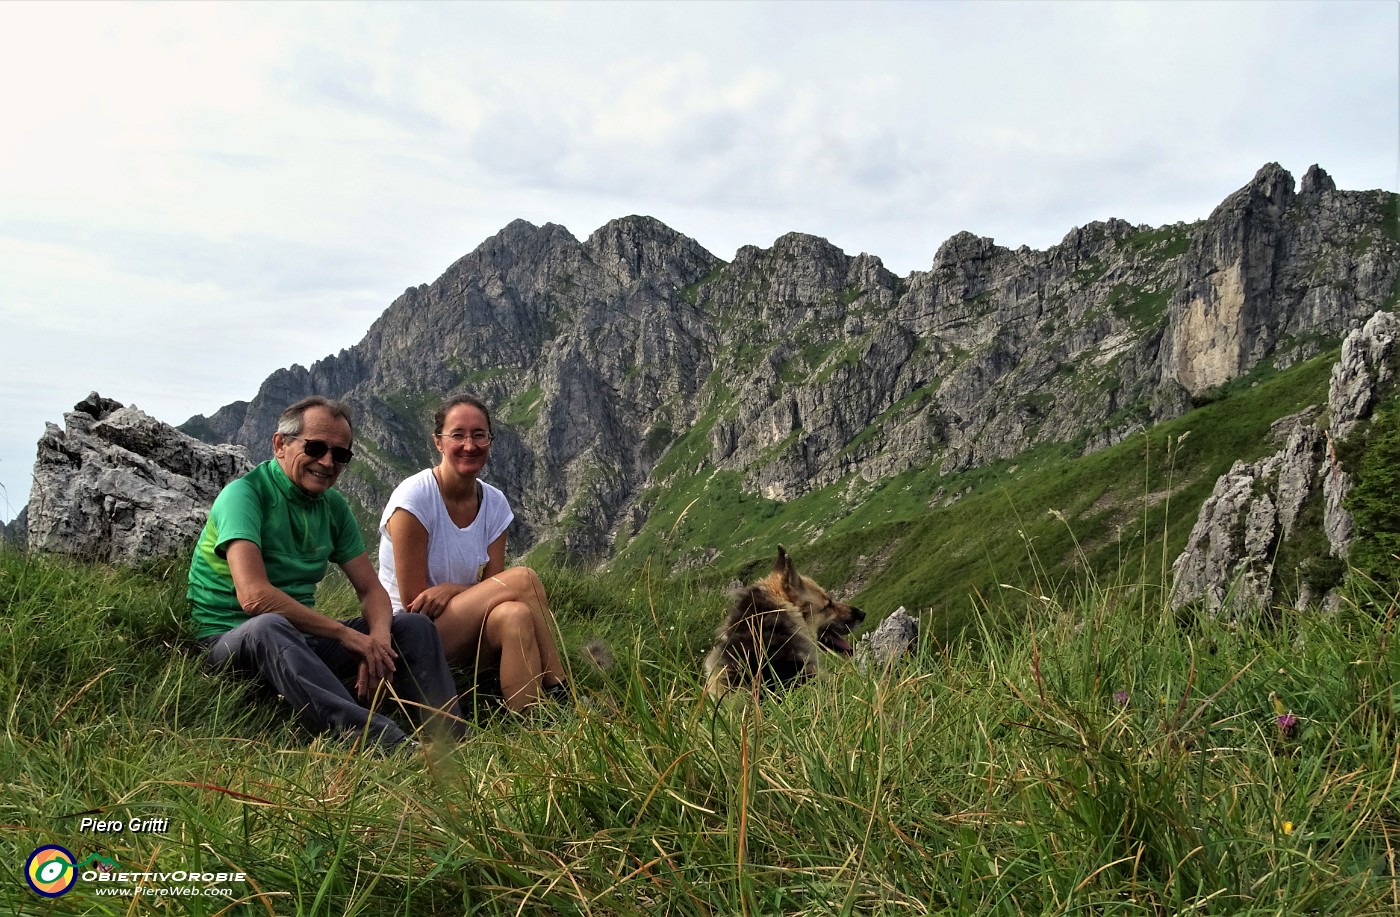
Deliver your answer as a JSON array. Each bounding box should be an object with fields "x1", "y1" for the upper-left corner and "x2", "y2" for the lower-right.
[{"x1": 24, "y1": 816, "x2": 248, "y2": 900}]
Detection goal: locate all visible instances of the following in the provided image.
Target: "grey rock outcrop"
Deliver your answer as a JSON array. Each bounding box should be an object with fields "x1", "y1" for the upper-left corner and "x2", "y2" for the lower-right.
[
  {"x1": 1169, "y1": 412, "x2": 1324, "y2": 615},
  {"x1": 1327, "y1": 310, "x2": 1399, "y2": 442},
  {"x1": 27, "y1": 393, "x2": 252, "y2": 564},
  {"x1": 1321, "y1": 310, "x2": 1399, "y2": 561},
  {"x1": 855, "y1": 606, "x2": 920, "y2": 671},
  {"x1": 1171, "y1": 311, "x2": 1400, "y2": 615}
]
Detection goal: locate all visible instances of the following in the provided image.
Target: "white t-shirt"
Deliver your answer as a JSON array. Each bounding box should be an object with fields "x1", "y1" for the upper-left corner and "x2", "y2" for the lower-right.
[{"x1": 377, "y1": 468, "x2": 514, "y2": 612}]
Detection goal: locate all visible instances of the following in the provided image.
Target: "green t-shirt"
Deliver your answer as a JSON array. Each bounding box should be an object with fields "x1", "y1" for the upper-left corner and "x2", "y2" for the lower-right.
[{"x1": 187, "y1": 460, "x2": 366, "y2": 639}]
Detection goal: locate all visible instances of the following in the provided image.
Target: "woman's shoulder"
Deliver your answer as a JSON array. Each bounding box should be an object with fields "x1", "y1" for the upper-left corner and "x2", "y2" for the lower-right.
[
  {"x1": 478, "y1": 479, "x2": 511, "y2": 507},
  {"x1": 382, "y1": 468, "x2": 438, "y2": 516},
  {"x1": 478, "y1": 480, "x2": 514, "y2": 534},
  {"x1": 391, "y1": 468, "x2": 437, "y2": 494}
]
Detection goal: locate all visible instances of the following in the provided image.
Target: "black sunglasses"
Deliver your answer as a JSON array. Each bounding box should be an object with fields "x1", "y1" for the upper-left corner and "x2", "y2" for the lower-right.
[{"x1": 286, "y1": 435, "x2": 353, "y2": 466}]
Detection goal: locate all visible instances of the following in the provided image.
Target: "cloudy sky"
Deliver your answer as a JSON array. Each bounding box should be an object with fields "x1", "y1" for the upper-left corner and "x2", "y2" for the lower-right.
[{"x1": 1, "y1": 0, "x2": 1395, "y2": 522}]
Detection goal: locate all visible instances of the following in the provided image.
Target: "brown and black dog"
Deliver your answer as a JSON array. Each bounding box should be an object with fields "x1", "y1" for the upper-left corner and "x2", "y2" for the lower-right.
[{"x1": 703, "y1": 546, "x2": 865, "y2": 698}]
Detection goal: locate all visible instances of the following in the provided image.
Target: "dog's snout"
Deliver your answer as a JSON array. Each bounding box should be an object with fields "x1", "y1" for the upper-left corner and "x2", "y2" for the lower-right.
[{"x1": 849, "y1": 606, "x2": 865, "y2": 624}]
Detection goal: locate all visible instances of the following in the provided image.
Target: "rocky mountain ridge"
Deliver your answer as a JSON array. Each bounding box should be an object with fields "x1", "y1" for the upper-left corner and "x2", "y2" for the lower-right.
[{"x1": 171, "y1": 163, "x2": 1397, "y2": 567}]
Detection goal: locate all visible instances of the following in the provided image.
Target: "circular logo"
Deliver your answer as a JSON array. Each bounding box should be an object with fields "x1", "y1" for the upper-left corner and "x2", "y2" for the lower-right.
[{"x1": 25, "y1": 845, "x2": 77, "y2": 897}]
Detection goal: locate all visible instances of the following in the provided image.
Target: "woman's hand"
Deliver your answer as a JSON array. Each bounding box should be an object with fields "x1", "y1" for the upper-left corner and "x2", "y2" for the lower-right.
[{"x1": 405, "y1": 582, "x2": 467, "y2": 619}]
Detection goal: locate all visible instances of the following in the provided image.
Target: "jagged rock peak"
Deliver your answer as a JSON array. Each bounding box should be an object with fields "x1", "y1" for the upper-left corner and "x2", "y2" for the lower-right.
[
  {"x1": 582, "y1": 215, "x2": 720, "y2": 285},
  {"x1": 458, "y1": 219, "x2": 580, "y2": 275},
  {"x1": 931, "y1": 231, "x2": 1002, "y2": 270},
  {"x1": 769, "y1": 231, "x2": 847, "y2": 259},
  {"x1": 1252, "y1": 161, "x2": 1294, "y2": 188},
  {"x1": 0, "y1": 507, "x2": 26, "y2": 547},
  {"x1": 1057, "y1": 217, "x2": 1138, "y2": 249},
  {"x1": 1162, "y1": 162, "x2": 1314, "y2": 396},
  {"x1": 494, "y1": 218, "x2": 576, "y2": 246},
  {"x1": 727, "y1": 232, "x2": 851, "y2": 272},
  {"x1": 1215, "y1": 162, "x2": 1295, "y2": 217},
  {"x1": 847, "y1": 251, "x2": 895, "y2": 290},
  {"x1": 73, "y1": 391, "x2": 125, "y2": 421},
  {"x1": 1300, "y1": 164, "x2": 1337, "y2": 196}
]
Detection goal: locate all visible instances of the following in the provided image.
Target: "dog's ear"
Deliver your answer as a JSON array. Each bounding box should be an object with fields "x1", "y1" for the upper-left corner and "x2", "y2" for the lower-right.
[{"x1": 773, "y1": 545, "x2": 801, "y2": 594}]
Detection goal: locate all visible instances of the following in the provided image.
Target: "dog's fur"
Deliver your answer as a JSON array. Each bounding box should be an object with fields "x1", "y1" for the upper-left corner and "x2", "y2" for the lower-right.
[{"x1": 703, "y1": 546, "x2": 865, "y2": 698}]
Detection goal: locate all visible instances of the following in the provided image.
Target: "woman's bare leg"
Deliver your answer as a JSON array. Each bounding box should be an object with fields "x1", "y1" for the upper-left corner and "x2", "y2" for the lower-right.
[
  {"x1": 470, "y1": 567, "x2": 565, "y2": 685},
  {"x1": 484, "y1": 602, "x2": 543, "y2": 710},
  {"x1": 431, "y1": 595, "x2": 492, "y2": 663},
  {"x1": 433, "y1": 566, "x2": 566, "y2": 710}
]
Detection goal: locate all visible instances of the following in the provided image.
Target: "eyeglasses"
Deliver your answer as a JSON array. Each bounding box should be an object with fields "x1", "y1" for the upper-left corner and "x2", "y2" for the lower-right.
[
  {"x1": 436, "y1": 431, "x2": 493, "y2": 447},
  {"x1": 286, "y1": 435, "x2": 354, "y2": 465}
]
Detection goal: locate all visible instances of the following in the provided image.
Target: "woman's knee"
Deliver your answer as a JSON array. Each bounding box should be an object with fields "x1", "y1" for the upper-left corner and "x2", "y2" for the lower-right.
[
  {"x1": 495, "y1": 566, "x2": 546, "y2": 602},
  {"x1": 486, "y1": 602, "x2": 538, "y2": 645}
]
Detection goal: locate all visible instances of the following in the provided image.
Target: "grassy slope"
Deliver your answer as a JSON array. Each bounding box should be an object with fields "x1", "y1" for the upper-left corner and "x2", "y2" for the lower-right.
[
  {"x1": 1, "y1": 544, "x2": 1397, "y2": 915},
  {"x1": 5, "y1": 346, "x2": 1393, "y2": 916}
]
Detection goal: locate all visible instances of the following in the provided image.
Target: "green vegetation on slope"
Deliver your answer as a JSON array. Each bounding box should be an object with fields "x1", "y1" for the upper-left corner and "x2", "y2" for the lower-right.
[
  {"x1": 615, "y1": 350, "x2": 1338, "y2": 642},
  {"x1": 2, "y1": 543, "x2": 1396, "y2": 915},
  {"x1": 1347, "y1": 396, "x2": 1400, "y2": 595},
  {"x1": 9, "y1": 307, "x2": 1399, "y2": 912}
]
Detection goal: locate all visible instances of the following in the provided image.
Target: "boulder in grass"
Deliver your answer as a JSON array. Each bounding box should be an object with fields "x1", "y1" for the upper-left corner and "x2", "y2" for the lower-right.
[{"x1": 855, "y1": 606, "x2": 919, "y2": 672}]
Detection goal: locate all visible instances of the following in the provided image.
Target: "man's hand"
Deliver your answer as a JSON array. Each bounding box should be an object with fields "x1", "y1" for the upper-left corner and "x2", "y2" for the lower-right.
[
  {"x1": 335, "y1": 553, "x2": 401, "y2": 700},
  {"x1": 342, "y1": 625, "x2": 397, "y2": 700}
]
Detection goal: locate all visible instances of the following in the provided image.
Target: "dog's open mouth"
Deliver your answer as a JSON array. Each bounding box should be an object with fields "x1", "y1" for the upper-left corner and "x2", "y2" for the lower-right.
[{"x1": 819, "y1": 629, "x2": 855, "y2": 656}]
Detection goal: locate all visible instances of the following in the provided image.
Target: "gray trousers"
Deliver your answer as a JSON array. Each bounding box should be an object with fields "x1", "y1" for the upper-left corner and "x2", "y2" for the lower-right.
[{"x1": 204, "y1": 613, "x2": 462, "y2": 749}]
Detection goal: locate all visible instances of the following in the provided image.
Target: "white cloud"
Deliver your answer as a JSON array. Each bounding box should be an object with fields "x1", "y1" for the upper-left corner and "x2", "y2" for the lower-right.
[{"x1": 0, "y1": 0, "x2": 1396, "y2": 521}]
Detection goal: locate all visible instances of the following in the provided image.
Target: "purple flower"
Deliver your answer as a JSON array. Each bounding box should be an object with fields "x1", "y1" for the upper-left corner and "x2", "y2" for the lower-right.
[
  {"x1": 1113, "y1": 690, "x2": 1130, "y2": 707},
  {"x1": 1276, "y1": 713, "x2": 1299, "y2": 739}
]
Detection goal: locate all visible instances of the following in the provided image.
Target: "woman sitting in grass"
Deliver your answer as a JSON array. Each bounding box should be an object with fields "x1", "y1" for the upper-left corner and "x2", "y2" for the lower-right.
[{"x1": 378, "y1": 394, "x2": 567, "y2": 713}]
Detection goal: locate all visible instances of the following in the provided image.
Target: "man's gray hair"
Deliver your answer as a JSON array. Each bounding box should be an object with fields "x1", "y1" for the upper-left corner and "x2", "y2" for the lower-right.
[{"x1": 277, "y1": 396, "x2": 354, "y2": 437}]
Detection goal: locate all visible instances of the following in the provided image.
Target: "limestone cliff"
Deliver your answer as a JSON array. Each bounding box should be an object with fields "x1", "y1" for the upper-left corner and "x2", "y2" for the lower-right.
[{"x1": 1163, "y1": 164, "x2": 1396, "y2": 395}]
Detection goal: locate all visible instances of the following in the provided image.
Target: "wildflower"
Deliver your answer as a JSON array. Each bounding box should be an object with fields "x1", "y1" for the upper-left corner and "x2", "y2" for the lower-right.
[
  {"x1": 1276, "y1": 713, "x2": 1299, "y2": 739},
  {"x1": 1282, "y1": 821, "x2": 1294, "y2": 836},
  {"x1": 1113, "y1": 690, "x2": 1130, "y2": 707}
]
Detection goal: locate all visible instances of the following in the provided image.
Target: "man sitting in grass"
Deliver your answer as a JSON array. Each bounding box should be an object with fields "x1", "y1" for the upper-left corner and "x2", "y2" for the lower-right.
[{"x1": 187, "y1": 396, "x2": 462, "y2": 752}]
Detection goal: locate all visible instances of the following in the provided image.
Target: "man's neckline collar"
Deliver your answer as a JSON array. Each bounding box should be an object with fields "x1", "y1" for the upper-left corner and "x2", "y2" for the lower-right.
[{"x1": 269, "y1": 459, "x2": 323, "y2": 505}]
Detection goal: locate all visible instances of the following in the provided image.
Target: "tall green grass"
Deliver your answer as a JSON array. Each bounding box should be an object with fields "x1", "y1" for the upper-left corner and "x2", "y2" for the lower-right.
[{"x1": 2, "y1": 542, "x2": 1396, "y2": 915}]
